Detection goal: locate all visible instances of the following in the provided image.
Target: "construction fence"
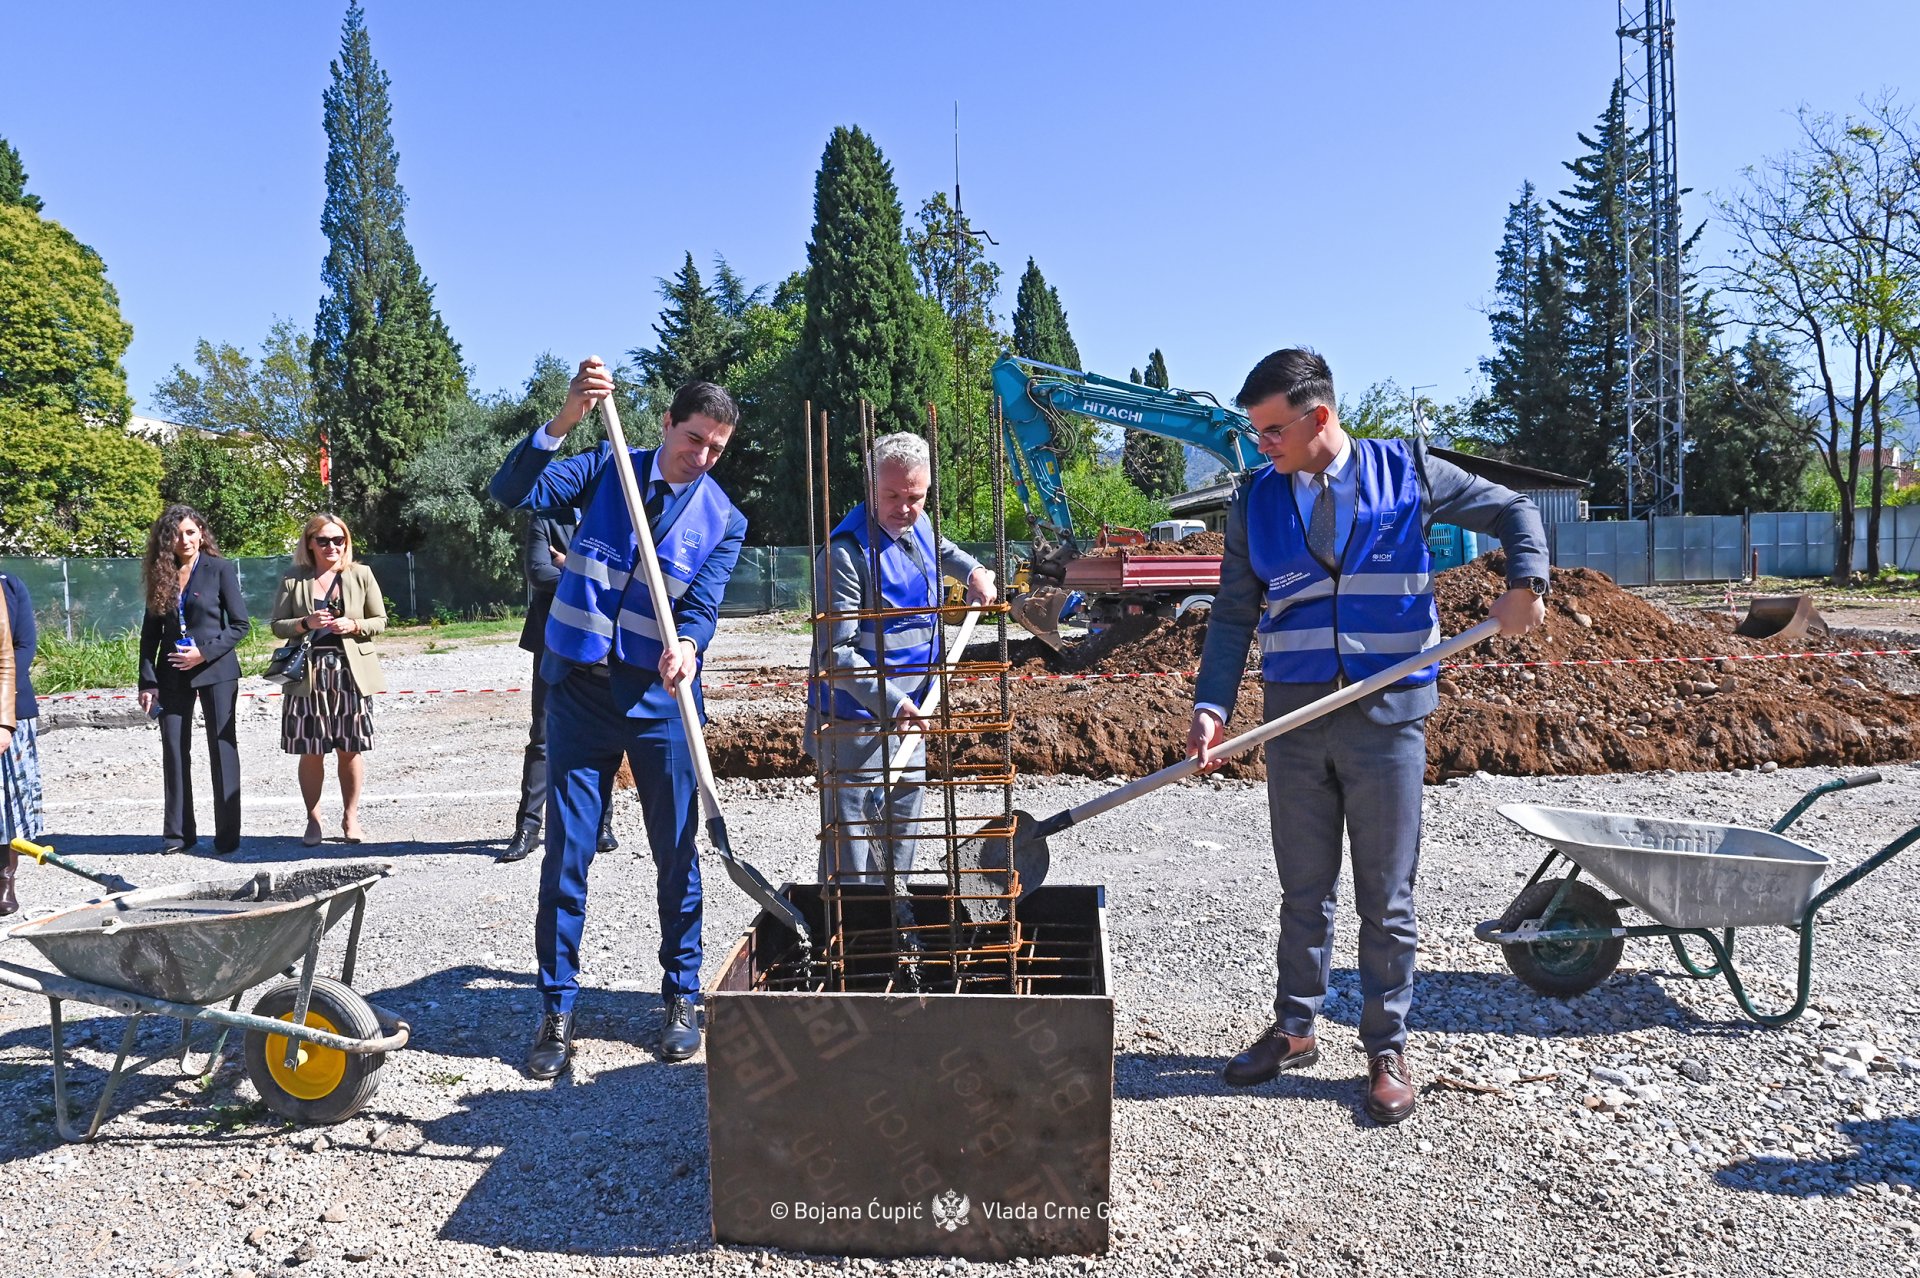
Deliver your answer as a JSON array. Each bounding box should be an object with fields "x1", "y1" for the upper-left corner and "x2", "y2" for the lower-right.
[
  {"x1": 1, "y1": 543, "x2": 1025, "y2": 640},
  {"x1": 1549, "y1": 508, "x2": 1920, "y2": 586}
]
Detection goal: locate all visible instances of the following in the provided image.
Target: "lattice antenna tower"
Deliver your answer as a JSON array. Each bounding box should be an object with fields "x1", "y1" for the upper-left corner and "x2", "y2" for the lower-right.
[
  {"x1": 1619, "y1": 0, "x2": 1685, "y2": 517},
  {"x1": 947, "y1": 103, "x2": 998, "y2": 527}
]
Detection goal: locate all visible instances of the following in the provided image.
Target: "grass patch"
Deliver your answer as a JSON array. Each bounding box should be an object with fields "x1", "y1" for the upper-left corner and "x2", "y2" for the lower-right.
[
  {"x1": 32, "y1": 625, "x2": 282, "y2": 692},
  {"x1": 388, "y1": 616, "x2": 524, "y2": 644}
]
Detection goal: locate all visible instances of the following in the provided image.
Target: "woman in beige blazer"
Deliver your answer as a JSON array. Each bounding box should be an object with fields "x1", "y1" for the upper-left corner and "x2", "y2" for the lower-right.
[{"x1": 270, "y1": 513, "x2": 388, "y2": 846}]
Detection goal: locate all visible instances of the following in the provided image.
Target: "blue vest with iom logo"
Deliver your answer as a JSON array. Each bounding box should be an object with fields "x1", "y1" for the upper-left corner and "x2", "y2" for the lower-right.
[
  {"x1": 545, "y1": 444, "x2": 739, "y2": 669},
  {"x1": 816, "y1": 506, "x2": 940, "y2": 722},
  {"x1": 1246, "y1": 437, "x2": 1439, "y2": 687}
]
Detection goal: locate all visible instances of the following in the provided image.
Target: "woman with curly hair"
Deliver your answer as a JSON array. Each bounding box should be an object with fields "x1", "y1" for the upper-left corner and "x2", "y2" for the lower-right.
[
  {"x1": 270, "y1": 513, "x2": 387, "y2": 846},
  {"x1": 138, "y1": 504, "x2": 251, "y2": 854}
]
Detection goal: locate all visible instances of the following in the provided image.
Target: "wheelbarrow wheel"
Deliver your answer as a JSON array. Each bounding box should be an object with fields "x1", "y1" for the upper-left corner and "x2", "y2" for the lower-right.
[
  {"x1": 1497, "y1": 877, "x2": 1624, "y2": 998},
  {"x1": 243, "y1": 977, "x2": 384, "y2": 1124}
]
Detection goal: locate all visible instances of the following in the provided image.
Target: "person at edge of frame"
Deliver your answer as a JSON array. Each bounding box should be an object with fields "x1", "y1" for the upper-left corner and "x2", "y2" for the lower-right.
[
  {"x1": 488, "y1": 355, "x2": 746, "y2": 1080},
  {"x1": 0, "y1": 593, "x2": 22, "y2": 916},
  {"x1": 1186, "y1": 347, "x2": 1547, "y2": 1126},
  {"x1": 806, "y1": 431, "x2": 997, "y2": 901},
  {"x1": 496, "y1": 497, "x2": 623, "y2": 865}
]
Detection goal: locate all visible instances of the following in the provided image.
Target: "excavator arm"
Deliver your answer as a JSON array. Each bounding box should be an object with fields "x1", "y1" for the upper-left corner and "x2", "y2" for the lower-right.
[
  {"x1": 993, "y1": 355, "x2": 1265, "y2": 646},
  {"x1": 993, "y1": 355, "x2": 1263, "y2": 547}
]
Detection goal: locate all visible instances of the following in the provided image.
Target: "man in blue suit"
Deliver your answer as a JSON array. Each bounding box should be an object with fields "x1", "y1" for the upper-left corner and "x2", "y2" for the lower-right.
[{"x1": 489, "y1": 357, "x2": 746, "y2": 1078}]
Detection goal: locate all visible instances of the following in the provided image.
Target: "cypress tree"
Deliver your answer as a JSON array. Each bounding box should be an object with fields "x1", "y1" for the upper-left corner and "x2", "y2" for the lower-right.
[
  {"x1": 1012, "y1": 258, "x2": 1086, "y2": 461},
  {"x1": 0, "y1": 136, "x2": 44, "y2": 213},
  {"x1": 311, "y1": 2, "x2": 464, "y2": 550},
  {"x1": 787, "y1": 126, "x2": 942, "y2": 534},
  {"x1": 1122, "y1": 348, "x2": 1187, "y2": 497},
  {"x1": 632, "y1": 252, "x2": 731, "y2": 390},
  {"x1": 1479, "y1": 184, "x2": 1583, "y2": 477}
]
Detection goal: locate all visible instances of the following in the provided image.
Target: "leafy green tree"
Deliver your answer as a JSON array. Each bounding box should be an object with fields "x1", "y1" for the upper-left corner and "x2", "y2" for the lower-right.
[
  {"x1": 1121, "y1": 350, "x2": 1186, "y2": 497},
  {"x1": 1060, "y1": 456, "x2": 1170, "y2": 533},
  {"x1": 158, "y1": 432, "x2": 297, "y2": 554},
  {"x1": 152, "y1": 317, "x2": 321, "y2": 510},
  {"x1": 404, "y1": 354, "x2": 654, "y2": 611},
  {"x1": 0, "y1": 203, "x2": 132, "y2": 425},
  {"x1": 0, "y1": 135, "x2": 45, "y2": 212},
  {"x1": 784, "y1": 126, "x2": 943, "y2": 540},
  {"x1": 905, "y1": 189, "x2": 1008, "y2": 539},
  {"x1": 0, "y1": 402, "x2": 161, "y2": 555},
  {"x1": 311, "y1": 2, "x2": 464, "y2": 552}
]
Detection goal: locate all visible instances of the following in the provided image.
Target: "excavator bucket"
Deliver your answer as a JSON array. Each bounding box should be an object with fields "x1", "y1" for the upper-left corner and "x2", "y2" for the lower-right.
[
  {"x1": 1008, "y1": 586, "x2": 1074, "y2": 652},
  {"x1": 1735, "y1": 594, "x2": 1829, "y2": 641}
]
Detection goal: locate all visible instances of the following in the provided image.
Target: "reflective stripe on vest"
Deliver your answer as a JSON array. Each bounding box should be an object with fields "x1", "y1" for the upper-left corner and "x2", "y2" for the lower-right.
[
  {"x1": 544, "y1": 444, "x2": 738, "y2": 668},
  {"x1": 1245, "y1": 438, "x2": 1439, "y2": 687},
  {"x1": 817, "y1": 506, "x2": 941, "y2": 722}
]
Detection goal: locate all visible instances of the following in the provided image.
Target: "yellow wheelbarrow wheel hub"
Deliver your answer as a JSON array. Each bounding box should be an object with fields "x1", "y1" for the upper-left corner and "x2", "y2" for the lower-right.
[{"x1": 265, "y1": 1010, "x2": 347, "y2": 1100}]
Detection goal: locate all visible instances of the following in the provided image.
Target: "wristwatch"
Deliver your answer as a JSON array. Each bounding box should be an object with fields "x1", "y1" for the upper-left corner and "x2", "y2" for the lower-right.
[{"x1": 1520, "y1": 576, "x2": 1549, "y2": 598}]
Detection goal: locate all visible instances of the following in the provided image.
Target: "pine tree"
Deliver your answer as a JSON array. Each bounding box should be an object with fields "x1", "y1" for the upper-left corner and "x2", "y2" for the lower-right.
[
  {"x1": 310, "y1": 2, "x2": 464, "y2": 550},
  {"x1": 785, "y1": 126, "x2": 942, "y2": 537},
  {"x1": 1479, "y1": 184, "x2": 1583, "y2": 478},
  {"x1": 632, "y1": 252, "x2": 731, "y2": 390},
  {"x1": 1122, "y1": 348, "x2": 1186, "y2": 497},
  {"x1": 1685, "y1": 323, "x2": 1807, "y2": 515},
  {"x1": 1550, "y1": 81, "x2": 1641, "y2": 510},
  {"x1": 0, "y1": 136, "x2": 44, "y2": 213}
]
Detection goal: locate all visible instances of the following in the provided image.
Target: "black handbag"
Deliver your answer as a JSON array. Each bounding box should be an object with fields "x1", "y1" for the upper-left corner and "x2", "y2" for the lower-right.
[{"x1": 263, "y1": 631, "x2": 311, "y2": 686}]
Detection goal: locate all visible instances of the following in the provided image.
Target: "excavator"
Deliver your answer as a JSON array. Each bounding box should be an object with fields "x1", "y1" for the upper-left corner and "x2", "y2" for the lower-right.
[{"x1": 994, "y1": 355, "x2": 1265, "y2": 647}]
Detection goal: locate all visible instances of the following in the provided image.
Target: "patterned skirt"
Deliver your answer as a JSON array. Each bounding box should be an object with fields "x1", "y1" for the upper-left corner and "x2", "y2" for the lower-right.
[
  {"x1": 2, "y1": 717, "x2": 43, "y2": 842},
  {"x1": 281, "y1": 649, "x2": 375, "y2": 754}
]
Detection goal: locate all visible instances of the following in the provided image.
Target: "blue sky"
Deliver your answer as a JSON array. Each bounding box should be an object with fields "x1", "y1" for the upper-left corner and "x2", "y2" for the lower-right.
[{"x1": 6, "y1": 1, "x2": 1919, "y2": 421}]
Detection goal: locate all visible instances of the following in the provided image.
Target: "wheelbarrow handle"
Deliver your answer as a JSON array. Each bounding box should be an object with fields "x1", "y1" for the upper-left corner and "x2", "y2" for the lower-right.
[
  {"x1": 9, "y1": 839, "x2": 136, "y2": 895},
  {"x1": 1770, "y1": 771, "x2": 1884, "y2": 834}
]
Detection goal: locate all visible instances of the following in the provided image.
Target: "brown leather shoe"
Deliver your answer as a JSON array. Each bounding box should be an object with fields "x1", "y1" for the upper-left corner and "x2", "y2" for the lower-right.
[
  {"x1": 0, "y1": 844, "x2": 17, "y2": 917},
  {"x1": 1222, "y1": 1025, "x2": 1319, "y2": 1087},
  {"x1": 1366, "y1": 1051, "x2": 1416, "y2": 1124}
]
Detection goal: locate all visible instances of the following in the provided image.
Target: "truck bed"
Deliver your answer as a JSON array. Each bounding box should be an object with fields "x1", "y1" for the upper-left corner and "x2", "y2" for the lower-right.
[{"x1": 1063, "y1": 552, "x2": 1223, "y2": 593}]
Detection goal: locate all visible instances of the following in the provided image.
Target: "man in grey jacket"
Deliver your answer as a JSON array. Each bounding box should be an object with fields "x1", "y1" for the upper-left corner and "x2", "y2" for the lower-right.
[
  {"x1": 808, "y1": 433, "x2": 996, "y2": 887},
  {"x1": 1188, "y1": 348, "x2": 1547, "y2": 1125}
]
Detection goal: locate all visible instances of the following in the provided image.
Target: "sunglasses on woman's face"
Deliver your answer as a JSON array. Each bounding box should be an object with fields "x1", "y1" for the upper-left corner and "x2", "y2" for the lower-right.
[{"x1": 312, "y1": 535, "x2": 346, "y2": 547}]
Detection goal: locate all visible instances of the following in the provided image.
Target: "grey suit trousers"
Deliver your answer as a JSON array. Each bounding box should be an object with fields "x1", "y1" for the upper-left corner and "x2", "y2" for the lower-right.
[
  {"x1": 815, "y1": 726, "x2": 928, "y2": 884},
  {"x1": 1262, "y1": 681, "x2": 1426, "y2": 1055}
]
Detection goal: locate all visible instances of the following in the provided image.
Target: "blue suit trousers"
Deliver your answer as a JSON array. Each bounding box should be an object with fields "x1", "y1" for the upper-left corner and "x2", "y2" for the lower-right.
[
  {"x1": 537, "y1": 669, "x2": 703, "y2": 1012},
  {"x1": 1261, "y1": 681, "x2": 1426, "y2": 1055}
]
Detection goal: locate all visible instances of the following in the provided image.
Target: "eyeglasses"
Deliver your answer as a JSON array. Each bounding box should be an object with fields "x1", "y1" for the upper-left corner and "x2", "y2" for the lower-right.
[
  {"x1": 311, "y1": 535, "x2": 347, "y2": 547},
  {"x1": 1254, "y1": 406, "x2": 1322, "y2": 443}
]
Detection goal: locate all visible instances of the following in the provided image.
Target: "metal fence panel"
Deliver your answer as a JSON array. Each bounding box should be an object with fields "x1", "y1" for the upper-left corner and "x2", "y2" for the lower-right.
[
  {"x1": 1552, "y1": 520, "x2": 1649, "y2": 585},
  {"x1": 1850, "y1": 505, "x2": 1920, "y2": 572},
  {"x1": 1651, "y1": 515, "x2": 1743, "y2": 583}
]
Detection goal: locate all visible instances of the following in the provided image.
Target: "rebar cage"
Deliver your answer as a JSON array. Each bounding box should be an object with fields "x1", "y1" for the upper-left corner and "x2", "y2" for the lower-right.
[{"x1": 786, "y1": 396, "x2": 1038, "y2": 993}]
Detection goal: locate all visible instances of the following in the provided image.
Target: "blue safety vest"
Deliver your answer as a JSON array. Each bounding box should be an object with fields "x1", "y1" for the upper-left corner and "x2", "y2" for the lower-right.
[
  {"x1": 815, "y1": 506, "x2": 940, "y2": 722},
  {"x1": 1246, "y1": 437, "x2": 1439, "y2": 687},
  {"x1": 544, "y1": 444, "x2": 739, "y2": 668}
]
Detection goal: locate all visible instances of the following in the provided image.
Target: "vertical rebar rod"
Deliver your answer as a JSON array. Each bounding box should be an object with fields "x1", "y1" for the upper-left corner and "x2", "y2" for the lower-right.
[
  {"x1": 817, "y1": 408, "x2": 842, "y2": 988},
  {"x1": 991, "y1": 393, "x2": 1017, "y2": 991},
  {"x1": 926, "y1": 400, "x2": 966, "y2": 987}
]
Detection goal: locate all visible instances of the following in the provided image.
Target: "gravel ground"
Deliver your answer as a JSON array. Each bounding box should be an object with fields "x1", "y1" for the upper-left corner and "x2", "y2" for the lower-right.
[{"x1": 4, "y1": 631, "x2": 1919, "y2": 1277}]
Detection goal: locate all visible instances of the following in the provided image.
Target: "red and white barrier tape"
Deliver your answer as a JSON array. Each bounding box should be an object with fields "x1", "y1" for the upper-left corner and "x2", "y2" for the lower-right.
[{"x1": 36, "y1": 644, "x2": 1920, "y2": 706}]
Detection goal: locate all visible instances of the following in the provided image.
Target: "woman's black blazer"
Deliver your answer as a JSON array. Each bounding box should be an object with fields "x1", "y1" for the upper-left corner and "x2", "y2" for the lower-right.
[{"x1": 138, "y1": 555, "x2": 251, "y2": 689}]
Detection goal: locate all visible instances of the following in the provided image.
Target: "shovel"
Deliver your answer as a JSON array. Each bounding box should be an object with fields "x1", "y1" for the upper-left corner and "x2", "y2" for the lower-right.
[
  {"x1": 597, "y1": 392, "x2": 811, "y2": 945},
  {"x1": 9, "y1": 838, "x2": 138, "y2": 896},
  {"x1": 957, "y1": 618, "x2": 1504, "y2": 911}
]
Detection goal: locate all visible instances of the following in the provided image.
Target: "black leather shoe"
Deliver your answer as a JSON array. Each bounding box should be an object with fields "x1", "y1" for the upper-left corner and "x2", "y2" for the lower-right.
[
  {"x1": 658, "y1": 996, "x2": 701, "y2": 1062},
  {"x1": 498, "y1": 823, "x2": 540, "y2": 864},
  {"x1": 526, "y1": 1010, "x2": 575, "y2": 1079},
  {"x1": 1222, "y1": 1024, "x2": 1320, "y2": 1087},
  {"x1": 0, "y1": 845, "x2": 17, "y2": 917},
  {"x1": 597, "y1": 811, "x2": 619, "y2": 854},
  {"x1": 161, "y1": 839, "x2": 195, "y2": 855}
]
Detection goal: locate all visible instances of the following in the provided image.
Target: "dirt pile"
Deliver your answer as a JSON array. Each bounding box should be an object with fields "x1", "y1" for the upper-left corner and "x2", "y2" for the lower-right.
[
  {"x1": 1079, "y1": 531, "x2": 1226, "y2": 557},
  {"x1": 702, "y1": 554, "x2": 1920, "y2": 782}
]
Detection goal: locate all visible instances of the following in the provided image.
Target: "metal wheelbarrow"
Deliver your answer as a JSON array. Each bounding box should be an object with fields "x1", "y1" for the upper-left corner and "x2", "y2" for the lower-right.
[
  {"x1": 1474, "y1": 772, "x2": 1917, "y2": 1026},
  {"x1": 0, "y1": 841, "x2": 411, "y2": 1141}
]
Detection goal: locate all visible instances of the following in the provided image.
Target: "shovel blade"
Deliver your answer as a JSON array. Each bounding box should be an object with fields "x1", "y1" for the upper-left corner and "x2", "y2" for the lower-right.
[
  {"x1": 707, "y1": 816, "x2": 811, "y2": 943},
  {"x1": 950, "y1": 810, "x2": 1052, "y2": 924}
]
